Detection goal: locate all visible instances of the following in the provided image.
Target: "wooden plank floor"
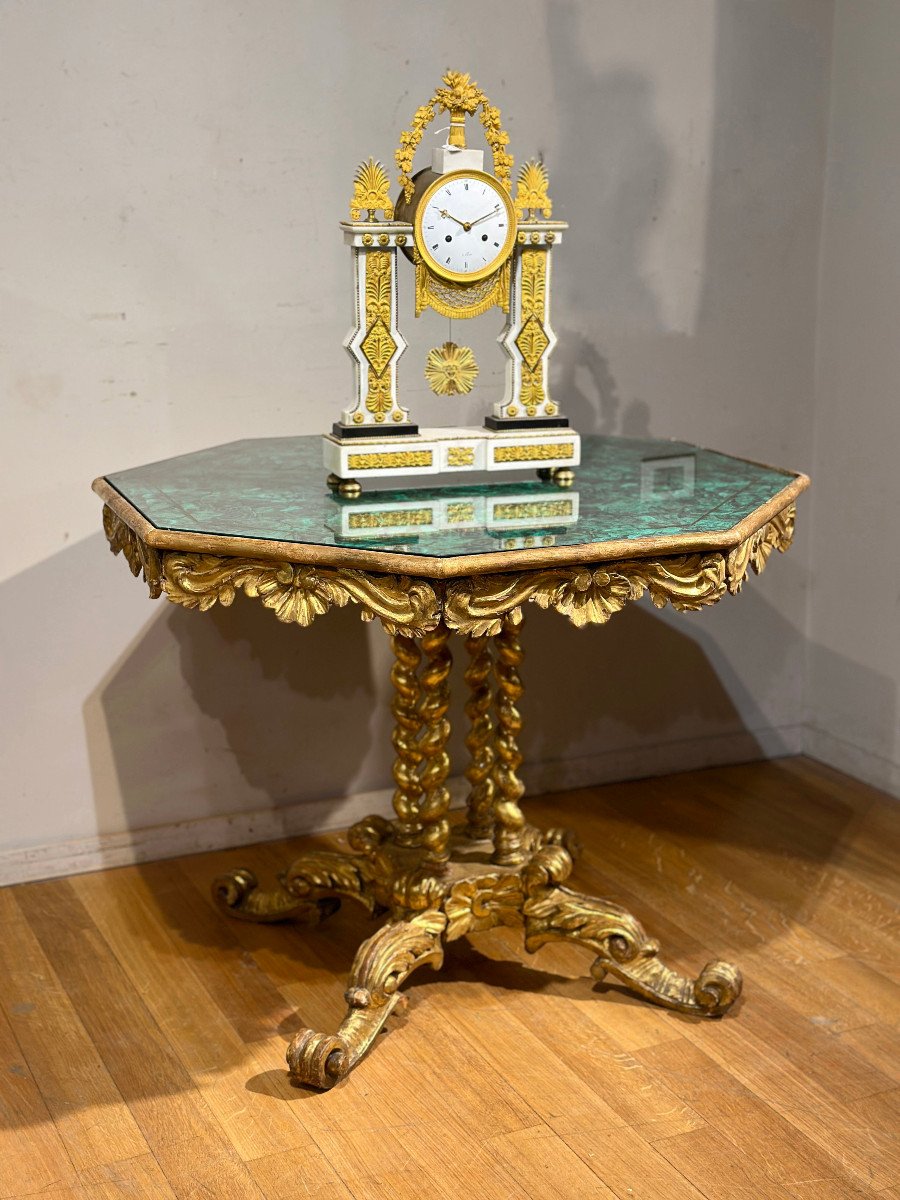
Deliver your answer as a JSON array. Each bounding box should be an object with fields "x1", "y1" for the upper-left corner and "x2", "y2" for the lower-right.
[{"x1": 1, "y1": 757, "x2": 898, "y2": 1199}]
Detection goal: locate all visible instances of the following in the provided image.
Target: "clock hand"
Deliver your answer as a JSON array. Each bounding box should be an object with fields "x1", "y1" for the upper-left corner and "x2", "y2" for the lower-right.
[
  {"x1": 469, "y1": 205, "x2": 501, "y2": 228},
  {"x1": 439, "y1": 208, "x2": 471, "y2": 231}
]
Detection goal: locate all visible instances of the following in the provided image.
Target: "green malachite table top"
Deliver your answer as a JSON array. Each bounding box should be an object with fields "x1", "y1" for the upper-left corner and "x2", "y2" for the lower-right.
[{"x1": 95, "y1": 434, "x2": 807, "y2": 578}]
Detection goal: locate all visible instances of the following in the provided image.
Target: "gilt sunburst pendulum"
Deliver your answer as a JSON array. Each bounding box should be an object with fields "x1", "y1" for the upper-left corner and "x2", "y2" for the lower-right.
[{"x1": 424, "y1": 341, "x2": 479, "y2": 396}]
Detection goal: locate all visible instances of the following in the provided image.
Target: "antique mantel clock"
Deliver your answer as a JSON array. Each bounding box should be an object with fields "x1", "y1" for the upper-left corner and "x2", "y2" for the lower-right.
[{"x1": 322, "y1": 70, "x2": 580, "y2": 496}]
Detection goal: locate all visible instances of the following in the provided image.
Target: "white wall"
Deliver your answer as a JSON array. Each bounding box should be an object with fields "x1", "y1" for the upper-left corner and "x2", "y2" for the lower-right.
[
  {"x1": 1, "y1": 1, "x2": 835, "y2": 881},
  {"x1": 806, "y1": 1, "x2": 900, "y2": 796}
]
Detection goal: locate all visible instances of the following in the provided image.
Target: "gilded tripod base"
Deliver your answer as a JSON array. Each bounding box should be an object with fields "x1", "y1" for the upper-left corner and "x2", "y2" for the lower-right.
[
  {"x1": 212, "y1": 617, "x2": 740, "y2": 1088},
  {"x1": 212, "y1": 819, "x2": 742, "y2": 1089}
]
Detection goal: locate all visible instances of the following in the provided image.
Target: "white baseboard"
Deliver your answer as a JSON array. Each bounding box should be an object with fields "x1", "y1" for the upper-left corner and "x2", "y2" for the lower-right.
[
  {"x1": 0, "y1": 724, "x2": 804, "y2": 887},
  {"x1": 802, "y1": 724, "x2": 900, "y2": 801},
  {"x1": 0, "y1": 780, "x2": 460, "y2": 888}
]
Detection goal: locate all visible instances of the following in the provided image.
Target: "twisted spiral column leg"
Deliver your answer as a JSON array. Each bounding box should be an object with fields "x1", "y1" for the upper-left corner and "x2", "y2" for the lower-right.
[
  {"x1": 286, "y1": 910, "x2": 447, "y2": 1089},
  {"x1": 389, "y1": 633, "x2": 425, "y2": 847},
  {"x1": 417, "y1": 622, "x2": 453, "y2": 866},
  {"x1": 463, "y1": 633, "x2": 496, "y2": 841},
  {"x1": 492, "y1": 615, "x2": 528, "y2": 866}
]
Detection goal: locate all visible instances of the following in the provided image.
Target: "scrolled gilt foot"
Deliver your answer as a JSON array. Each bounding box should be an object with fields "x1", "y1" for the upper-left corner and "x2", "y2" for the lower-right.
[
  {"x1": 286, "y1": 1028, "x2": 353, "y2": 1090},
  {"x1": 541, "y1": 826, "x2": 583, "y2": 861},
  {"x1": 286, "y1": 909, "x2": 447, "y2": 1088},
  {"x1": 523, "y1": 885, "x2": 742, "y2": 1017},
  {"x1": 213, "y1": 849, "x2": 377, "y2": 924},
  {"x1": 347, "y1": 812, "x2": 393, "y2": 853},
  {"x1": 212, "y1": 868, "x2": 337, "y2": 924},
  {"x1": 282, "y1": 849, "x2": 378, "y2": 916}
]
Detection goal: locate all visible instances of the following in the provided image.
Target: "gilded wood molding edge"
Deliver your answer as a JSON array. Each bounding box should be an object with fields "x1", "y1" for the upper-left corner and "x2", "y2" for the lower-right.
[
  {"x1": 95, "y1": 473, "x2": 806, "y2": 579},
  {"x1": 102, "y1": 505, "x2": 441, "y2": 636}
]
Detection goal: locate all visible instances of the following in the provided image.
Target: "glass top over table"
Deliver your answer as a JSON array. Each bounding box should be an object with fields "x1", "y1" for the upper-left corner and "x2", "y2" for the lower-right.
[{"x1": 100, "y1": 434, "x2": 805, "y2": 574}]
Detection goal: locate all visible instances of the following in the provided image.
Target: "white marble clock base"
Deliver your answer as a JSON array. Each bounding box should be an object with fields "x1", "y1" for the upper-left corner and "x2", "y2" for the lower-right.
[{"x1": 322, "y1": 426, "x2": 581, "y2": 495}]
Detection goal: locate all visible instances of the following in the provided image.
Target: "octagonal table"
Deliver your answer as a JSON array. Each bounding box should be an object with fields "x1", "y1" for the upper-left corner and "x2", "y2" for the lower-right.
[{"x1": 93, "y1": 433, "x2": 808, "y2": 1089}]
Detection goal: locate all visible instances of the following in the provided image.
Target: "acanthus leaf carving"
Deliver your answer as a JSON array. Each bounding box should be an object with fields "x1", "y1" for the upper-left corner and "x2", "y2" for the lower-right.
[
  {"x1": 286, "y1": 910, "x2": 446, "y2": 1088},
  {"x1": 726, "y1": 504, "x2": 796, "y2": 594},
  {"x1": 522, "y1": 884, "x2": 742, "y2": 1017},
  {"x1": 444, "y1": 872, "x2": 525, "y2": 941},
  {"x1": 444, "y1": 554, "x2": 726, "y2": 636},
  {"x1": 102, "y1": 504, "x2": 798, "y2": 640},
  {"x1": 349, "y1": 909, "x2": 447, "y2": 1007},
  {"x1": 161, "y1": 553, "x2": 441, "y2": 636},
  {"x1": 102, "y1": 506, "x2": 162, "y2": 598}
]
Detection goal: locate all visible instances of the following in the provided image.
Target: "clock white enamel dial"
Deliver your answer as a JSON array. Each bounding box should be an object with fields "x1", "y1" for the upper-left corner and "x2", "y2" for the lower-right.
[{"x1": 413, "y1": 169, "x2": 517, "y2": 284}]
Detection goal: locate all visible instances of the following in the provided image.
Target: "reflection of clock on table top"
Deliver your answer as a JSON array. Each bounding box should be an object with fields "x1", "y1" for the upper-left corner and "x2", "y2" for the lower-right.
[{"x1": 322, "y1": 70, "x2": 580, "y2": 497}]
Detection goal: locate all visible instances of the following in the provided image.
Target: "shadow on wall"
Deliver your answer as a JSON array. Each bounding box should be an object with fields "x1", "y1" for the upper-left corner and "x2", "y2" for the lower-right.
[
  {"x1": 544, "y1": 0, "x2": 828, "y2": 453},
  {"x1": 519, "y1": 583, "x2": 804, "y2": 786},
  {"x1": 522, "y1": 568, "x2": 900, "y2": 816},
  {"x1": 544, "y1": 5, "x2": 669, "y2": 437},
  {"x1": 90, "y1": 589, "x2": 764, "y2": 843},
  {"x1": 553, "y1": 330, "x2": 653, "y2": 439},
  {"x1": 86, "y1": 596, "x2": 385, "y2": 839},
  {"x1": 521, "y1": 601, "x2": 755, "y2": 767},
  {"x1": 517, "y1": 593, "x2": 785, "y2": 791},
  {"x1": 86, "y1": 564, "x2": 900, "y2": 856},
  {"x1": 547, "y1": 8, "x2": 671, "y2": 327}
]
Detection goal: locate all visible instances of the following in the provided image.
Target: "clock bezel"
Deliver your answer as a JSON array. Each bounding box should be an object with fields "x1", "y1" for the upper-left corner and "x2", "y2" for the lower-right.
[{"x1": 413, "y1": 169, "x2": 517, "y2": 285}]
